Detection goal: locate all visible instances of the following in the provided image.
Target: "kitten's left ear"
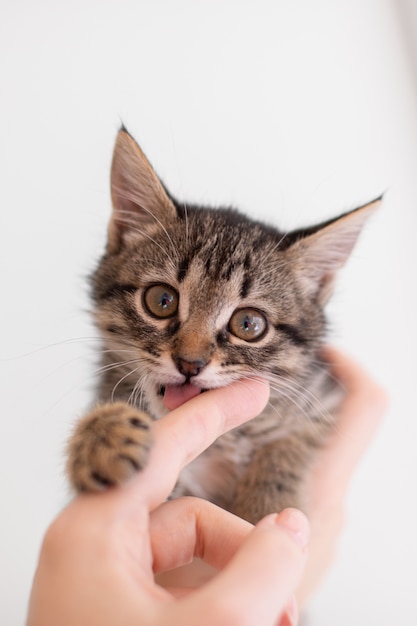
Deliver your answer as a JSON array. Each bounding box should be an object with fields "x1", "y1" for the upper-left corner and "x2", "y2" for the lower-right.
[
  {"x1": 108, "y1": 128, "x2": 177, "y2": 252},
  {"x1": 287, "y1": 197, "x2": 382, "y2": 305}
]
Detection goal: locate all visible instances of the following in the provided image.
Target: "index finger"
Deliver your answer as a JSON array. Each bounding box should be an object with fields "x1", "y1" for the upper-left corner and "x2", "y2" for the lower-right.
[{"x1": 126, "y1": 377, "x2": 269, "y2": 509}]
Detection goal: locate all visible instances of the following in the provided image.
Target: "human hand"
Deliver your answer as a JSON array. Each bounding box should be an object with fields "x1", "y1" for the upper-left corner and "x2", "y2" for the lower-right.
[
  {"x1": 155, "y1": 348, "x2": 388, "y2": 612},
  {"x1": 297, "y1": 347, "x2": 388, "y2": 605},
  {"x1": 26, "y1": 379, "x2": 310, "y2": 626}
]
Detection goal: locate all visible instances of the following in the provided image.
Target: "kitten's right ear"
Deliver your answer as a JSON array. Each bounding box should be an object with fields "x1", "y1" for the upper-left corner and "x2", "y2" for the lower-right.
[{"x1": 108, "y1": 128, "x2": 177, "y2": 252}]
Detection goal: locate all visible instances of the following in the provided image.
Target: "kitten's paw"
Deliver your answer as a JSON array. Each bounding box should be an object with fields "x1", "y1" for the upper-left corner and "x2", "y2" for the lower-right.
[{"x1": 67, "y1": 402, "x2": 153, "y2": 492}]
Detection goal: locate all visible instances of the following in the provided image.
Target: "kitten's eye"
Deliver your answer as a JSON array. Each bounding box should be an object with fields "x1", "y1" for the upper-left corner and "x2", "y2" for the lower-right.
[
  {"x1": 143, "y1": 284, "x2": 179, "y2": 318},
  {"x1": 229, "y1": 308, "x2": 268, "y2": 342}
]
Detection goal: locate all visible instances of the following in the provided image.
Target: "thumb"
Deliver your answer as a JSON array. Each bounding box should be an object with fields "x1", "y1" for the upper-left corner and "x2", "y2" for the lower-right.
[{"x1": 192, "y1": 509, "x2": 309, "y2": 626}]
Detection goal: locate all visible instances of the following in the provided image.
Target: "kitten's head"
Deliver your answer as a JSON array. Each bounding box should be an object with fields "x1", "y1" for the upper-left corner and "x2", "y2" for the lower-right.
[{"x1": 91, "y1": 128, "x2": 380, "y2": 416}]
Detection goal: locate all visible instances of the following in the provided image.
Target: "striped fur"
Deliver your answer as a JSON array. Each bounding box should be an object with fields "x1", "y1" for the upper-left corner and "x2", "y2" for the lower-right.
[{"x1": 66, "y1": 128, "x2": 380, "y2": 522}]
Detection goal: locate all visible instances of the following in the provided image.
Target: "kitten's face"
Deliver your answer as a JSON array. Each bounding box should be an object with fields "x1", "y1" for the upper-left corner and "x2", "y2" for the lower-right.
[
  {"x1": 91, "y1": 129, "x2": 379, "y2": 417},
  {"x1": 93, "y1": 207, "x2": 325, "y2": 416}
]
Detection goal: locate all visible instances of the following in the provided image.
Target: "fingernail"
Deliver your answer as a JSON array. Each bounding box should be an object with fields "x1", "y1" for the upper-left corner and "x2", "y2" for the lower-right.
[{"x1": 275, "y1": 508, "x2": 310, "y2": 549}]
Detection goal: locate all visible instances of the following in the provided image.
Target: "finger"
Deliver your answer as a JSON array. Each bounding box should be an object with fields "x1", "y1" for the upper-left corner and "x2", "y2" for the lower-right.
[
  {"x1": 279, "y1": 595, "x2": 298, "y2": 626},
  {"x1": 52, "y1": 378, "x2": 268, "y2": 549},
  {"x1": 315, "y1": 347, "x2": 388, "y2": 493},
  {"x1": 127, "y1": 377, "x2": 269, "y2": 508},
  {"x1": 183, "y1": 509, "x2": 309, "y2": 626},
  {"x1": 297, "y1": 348, "x2": 389, "y2": 608},
  {"x1": 150, "y1": 497, "x2": 253, "y2": 575},
  {"x1": 324, "y1": 345, "x2": 388, "y2": 427}
]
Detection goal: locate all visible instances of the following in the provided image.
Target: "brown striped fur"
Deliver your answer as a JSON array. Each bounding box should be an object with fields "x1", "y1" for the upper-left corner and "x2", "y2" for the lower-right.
[{"x1": 66, "y1": 128, "x2": 380, "y2": 523}]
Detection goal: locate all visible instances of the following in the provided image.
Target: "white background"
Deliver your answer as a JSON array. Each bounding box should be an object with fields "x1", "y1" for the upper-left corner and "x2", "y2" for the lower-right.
[{"x1": 1, "y1": 1, "x2": 417, "y2": 624}]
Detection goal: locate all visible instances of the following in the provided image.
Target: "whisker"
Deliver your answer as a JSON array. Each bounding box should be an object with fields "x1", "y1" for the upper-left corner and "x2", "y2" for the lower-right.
[
  {"x1": 309, "y1": 357, "x2": 346, "y2": 389},
  {"x1": 127, "y1": 370, "x2": 147, "y2": 407},
  {"x1": 0, "y1": 336, "x2": 106, "y2": 361},
  {"x1": 267, "y1": 373, "x2": 335, "y2": 422},
  {"x1": 92, "y1": 357, "x2": 142, "y2": 378},
  {"x1": 235, "y1": 377, "x2": 284, "y2": 421},
  {"x1": 110, "y1": 364, "x2": 144, "y2": 403},
  {"x1": 167, "y1": 126, "x2": 190, "y2": 249},
  {"x1": 182, "y1": 201, "x2": 190, "y2": 249},
  {"x1": 117, "y1": 212, "x2": 174, "y2": 260},
  {"x1": 113, "y1": 197, "x2": 178, "y2": 261},
  {"x1": 232, "y1": 367, "x2": 336, "y2": 433},
  {"x1": 261, "y1": 229, "x2": 292, "y2": 267}
]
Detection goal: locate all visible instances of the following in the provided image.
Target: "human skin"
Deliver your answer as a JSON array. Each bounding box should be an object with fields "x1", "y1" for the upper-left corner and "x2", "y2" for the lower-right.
[
  {"x1": 26, "y1": 378, "x2": 308, "y2": 626},
  {"x1": 154, "y1": 348, "x2": 388, "y2": 610},
  {"x1": 26, "y1": 349, "x2": 387, "y2": 626},
  {"x1": 297, "y1": 347, "x2": 388, "y2": 604}
]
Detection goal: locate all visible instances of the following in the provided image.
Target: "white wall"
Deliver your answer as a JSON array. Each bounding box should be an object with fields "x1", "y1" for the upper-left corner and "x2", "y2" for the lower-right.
[{"x1": 1, "y1": 1, "x2": 416, "y2": 624}]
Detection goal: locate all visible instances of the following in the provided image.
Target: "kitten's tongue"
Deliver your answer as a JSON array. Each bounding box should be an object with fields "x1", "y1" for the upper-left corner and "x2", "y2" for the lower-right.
[{"x1": 163, "y1": 383, "x2": 202, "y2": 410}]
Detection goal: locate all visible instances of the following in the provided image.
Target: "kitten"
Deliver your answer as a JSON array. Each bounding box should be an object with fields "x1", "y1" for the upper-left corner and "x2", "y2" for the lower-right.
[{"x1": 67, "y1": 128, "x2": 380, "y2": 523}]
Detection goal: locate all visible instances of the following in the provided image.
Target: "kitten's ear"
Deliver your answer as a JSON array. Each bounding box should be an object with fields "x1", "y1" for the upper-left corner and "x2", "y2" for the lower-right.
[
  {"x1": 108, "y1": 128, "x2": 177, "y2": 251},
  {"x1": 287, "y1": 197, "x2": 382, "y2": 305}
]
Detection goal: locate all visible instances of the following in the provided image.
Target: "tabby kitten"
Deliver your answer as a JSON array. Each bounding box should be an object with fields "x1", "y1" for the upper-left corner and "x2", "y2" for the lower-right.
[{"x1": 67, "y1": 128, "x2": 380, "y2": 523}]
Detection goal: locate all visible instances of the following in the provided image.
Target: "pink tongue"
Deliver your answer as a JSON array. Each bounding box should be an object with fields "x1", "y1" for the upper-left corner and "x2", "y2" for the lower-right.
[{"x1": 163, "y1": 383, "x2": 202, "y2": 411}]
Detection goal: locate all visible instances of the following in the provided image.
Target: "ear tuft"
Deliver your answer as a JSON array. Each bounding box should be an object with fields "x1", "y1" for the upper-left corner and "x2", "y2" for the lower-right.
[{"x1": 108, "y1": 130, "x2": 177, "y2": 252}]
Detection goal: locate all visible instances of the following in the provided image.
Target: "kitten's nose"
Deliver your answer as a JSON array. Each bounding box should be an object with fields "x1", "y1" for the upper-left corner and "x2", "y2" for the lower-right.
[{"x1": 175, "y1": 357, "x2": 207, "y2": 378}]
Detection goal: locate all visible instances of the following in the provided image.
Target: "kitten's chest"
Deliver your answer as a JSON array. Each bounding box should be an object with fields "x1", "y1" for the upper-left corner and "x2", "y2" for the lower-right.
[
  {"x1": 171, "y1": 406, "x2": 293, "y2": 507},
  {"x1": 172, "y1": 429, "x2": 254, "y2": 507},
  {"x1": 171, "y1": 374, "x2": 341, "y2": 508}
]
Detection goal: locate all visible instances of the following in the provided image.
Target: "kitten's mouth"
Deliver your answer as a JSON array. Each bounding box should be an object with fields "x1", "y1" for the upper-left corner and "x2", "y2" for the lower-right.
[{"x1": 159, "y1": 383, "x2": 205, "y2": 411}]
